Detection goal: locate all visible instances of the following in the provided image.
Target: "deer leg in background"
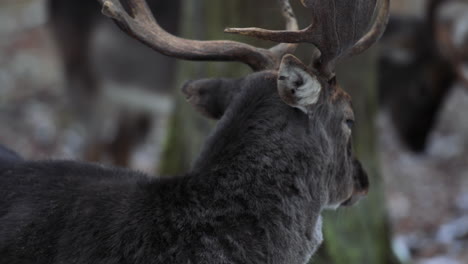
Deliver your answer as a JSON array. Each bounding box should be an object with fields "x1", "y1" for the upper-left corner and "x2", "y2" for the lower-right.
[
  {"x1": 48, "y1": 0, "x2": 101, "y2": 119},
  {"x1": 48, "y1": 0, "x2": 107, "y2": 161},
  {"x1": 103, "y1": 0, "x2": 182, "y2": 167},
  {"x1": 48, "y1": 0, "x2": 181, "y2": 166}
]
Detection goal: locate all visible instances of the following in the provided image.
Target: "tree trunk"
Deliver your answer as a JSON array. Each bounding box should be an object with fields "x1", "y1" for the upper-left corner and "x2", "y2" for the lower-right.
[
  {"x1": 312, "y1": 50, "x2": 399, "y2": 264},
  {"x1": 158, "y1": 0, "x2": 258, "y2": 175}
]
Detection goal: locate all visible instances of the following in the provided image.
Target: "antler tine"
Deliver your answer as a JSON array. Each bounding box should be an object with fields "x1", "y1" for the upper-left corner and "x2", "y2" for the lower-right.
[
  {"x1": 347, "y1": 0, "x2": 391, "y2": 57},
  {"x1": 225, "y1": 21, "x2": 312, "y2": 44},
  {"x1": 224, "y1": 0, "x2": 316, "y2": 46},
  {"x1": 100, "y1": 0, "x2": 279, "y2": 71},
  {"x1": 270, "y1": 0, "x2": 301, "y2": 56},
  {"x1": 280, "y1": 0, "x2": 299, "y2": 31}
]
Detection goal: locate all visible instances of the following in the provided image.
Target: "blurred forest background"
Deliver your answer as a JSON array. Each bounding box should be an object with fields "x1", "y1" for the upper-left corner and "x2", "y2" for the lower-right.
[{"x1": 0, "y1": 0, "x2": 467, "y2": 263}]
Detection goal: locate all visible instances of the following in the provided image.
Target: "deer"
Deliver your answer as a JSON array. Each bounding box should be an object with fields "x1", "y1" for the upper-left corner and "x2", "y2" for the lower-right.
[
  {"x1": 0, "y1": 0, "x2": 389, "y2": 263},
  {"x1": 378, "y1": 15, "x2": 456, "y2": 152},
  {"x1": 378, "y1": 0, "x2": 468, "y2": 152},
  {"x1": 48, "y1": 0, "x2": 181, "y2": 166}
]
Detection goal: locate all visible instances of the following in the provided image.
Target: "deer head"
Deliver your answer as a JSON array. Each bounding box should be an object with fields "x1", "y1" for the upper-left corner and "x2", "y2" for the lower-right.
[
  {"x1": 99, "y1": 0, "x2": 388, "y2": 208},
  {"x1": 378, "y1": 16, "x2": 456, "y2": 152},
  {"x1": 378, "y1": 0, "x2": 467, "y2": 152}
]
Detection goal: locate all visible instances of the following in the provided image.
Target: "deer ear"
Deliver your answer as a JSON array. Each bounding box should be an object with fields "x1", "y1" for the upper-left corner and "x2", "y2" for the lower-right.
[
  {"x1": 277, "y1": 54, "x2": 322, "y2": 112},
  {"x1": 182, "y1": 78, "x2": 241, "y2": 120}
]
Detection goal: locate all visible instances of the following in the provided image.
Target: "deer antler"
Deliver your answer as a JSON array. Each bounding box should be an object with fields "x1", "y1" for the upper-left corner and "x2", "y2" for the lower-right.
[
  {"x1": 270, "y1": 0, "x2": 300, "y2": 57},
  {"x1": 98, "y1": 0, "x2": 299, "y2": 71},
  {"x1": 226, "y1": 0, "x2": 390, "y2": 78}
]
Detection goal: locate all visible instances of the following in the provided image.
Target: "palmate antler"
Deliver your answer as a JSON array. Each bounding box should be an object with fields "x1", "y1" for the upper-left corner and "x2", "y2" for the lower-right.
[
  {"x1": 97, "y1": 0, "x2": 299, "y2": 71},
  {"x1": 98, "y1": 0, "x2": 389, "y2": 80},
  {"x1": 226, "y1": 0, "x2": 390, "y2": 79}
]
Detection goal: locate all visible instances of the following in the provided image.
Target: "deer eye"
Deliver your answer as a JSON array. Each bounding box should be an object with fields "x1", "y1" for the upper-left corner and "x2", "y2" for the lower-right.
[{"x1": 345, "y1": 119, "x2": 354, "y2": 130}]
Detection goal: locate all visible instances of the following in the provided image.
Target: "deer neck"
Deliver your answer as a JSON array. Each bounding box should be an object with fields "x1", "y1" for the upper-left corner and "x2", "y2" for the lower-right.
[
  {"x1": 193, "y1": 114, "x2": 326, "y2": 204},
  {"x1": 186, "y1": 114, "x2": 326, "y2": 262}
]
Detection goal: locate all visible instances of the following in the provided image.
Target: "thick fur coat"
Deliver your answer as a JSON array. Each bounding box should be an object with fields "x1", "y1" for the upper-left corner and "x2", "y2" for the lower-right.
[{"x1": 0, "y1": 69, "x2": 367, "y2": 263}]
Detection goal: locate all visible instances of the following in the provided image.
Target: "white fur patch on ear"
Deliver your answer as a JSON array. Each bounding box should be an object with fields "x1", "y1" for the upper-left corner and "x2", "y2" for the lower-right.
[{"x1": 277, "y1": 62, "x2": 322, "y2": 113}]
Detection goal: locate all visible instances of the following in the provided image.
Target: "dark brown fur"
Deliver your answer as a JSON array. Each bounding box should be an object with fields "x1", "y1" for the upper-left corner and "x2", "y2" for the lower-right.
[{"x1": 378, "y1": 14, "x2": 456, "y2": 152}]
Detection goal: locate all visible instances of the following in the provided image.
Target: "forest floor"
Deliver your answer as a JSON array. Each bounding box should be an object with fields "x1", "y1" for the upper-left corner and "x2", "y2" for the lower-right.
[
  {"x1": 1, "y1": 1, "x2": 467, "y2": 264},
  {"x1": 379, "y1": 86, "x2": 468, "y2": 264}
]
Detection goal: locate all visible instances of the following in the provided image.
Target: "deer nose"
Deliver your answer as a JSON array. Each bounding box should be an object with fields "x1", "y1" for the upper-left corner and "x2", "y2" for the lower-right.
[
  {"x1": 341, "y1": 160, "x2": 369, "y2": 207},
  {"x1": 354, "y1": 159, "x2": 369, "y2": 194},
  {"x1": 354, "y1": 178, "x2": 369, "y2": 198}
]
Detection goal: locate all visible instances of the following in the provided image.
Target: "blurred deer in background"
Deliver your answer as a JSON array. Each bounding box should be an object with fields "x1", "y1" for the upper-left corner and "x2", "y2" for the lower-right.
[
  {"x1": 48, "y1": 0, "x2": 181, "y2": 165},
  {"x1": 0, "y1": 0, "x2": 388, "y2": 263},
  {"x1": 378, "y1": 0, "x2": 467, "y2": 152}
]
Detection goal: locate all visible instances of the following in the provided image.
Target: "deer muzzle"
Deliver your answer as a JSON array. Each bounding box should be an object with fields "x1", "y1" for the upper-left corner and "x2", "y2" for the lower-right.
[{"x1": 341, "y1": 159, "x2": 369, "y2": 207}]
